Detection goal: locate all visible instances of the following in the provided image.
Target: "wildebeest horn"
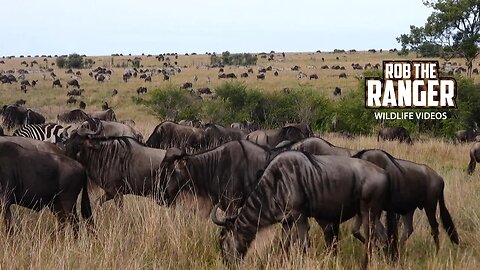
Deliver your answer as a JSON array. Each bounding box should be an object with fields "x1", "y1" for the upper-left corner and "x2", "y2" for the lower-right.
[{"x1": 210, "y1": 204, "x2": 237, "y2": 227}]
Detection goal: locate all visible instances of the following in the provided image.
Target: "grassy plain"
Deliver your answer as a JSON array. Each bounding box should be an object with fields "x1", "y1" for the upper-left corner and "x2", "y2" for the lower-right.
[{"x1": 0, "y1": 51, "x2": 479, "y2": 269}]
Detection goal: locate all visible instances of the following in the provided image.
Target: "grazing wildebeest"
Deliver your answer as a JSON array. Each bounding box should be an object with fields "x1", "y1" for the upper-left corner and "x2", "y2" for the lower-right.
[
  {"x1": 89, "y1": 108, "x2": 116, "y2": 121},
  {"x1": 146, "y1": 121, "x2": 207, "y2": 150},
  {"x1": 467, "y1": 142, "x2": 480, "y2": 174},
  {"x1": 454, "y1": 129, "x2": 479, "y2": 143},
  {"x1": 52, "y1": 79, "x2": 62, "y2": 88},
  {"x1": 144, "y1": 75, "x2": 152, "y2": 82},
  {"x1": 67, "y1": 96, "x2": 77, "y2": 105},
  {"x1": 64, "y1": 131, "x2": 167, "y2": 207},
  {"x1": 178, "y1": 119, "x2": 204, "y2": 128},
  {"x1": 67, "y1": 89, "x2": 84, "y2": 96},
  {"x1": 79, "y1": 101, "x2": 87, "y2": 110},
  {"x1": 197, "y1": 87, "x2": 212, "y2": 94},
  {"x1": 0, "y1": 141, "x2": 94, "y2": 234},
  {"x1": 256, "y1": 73, "x2": 265, "y2": 80},
  {"x1": 334, "y1": 87, "x2": 342, "y2": 96},
  {"x1": 80, "y1": 118, "x2": 143, "y2": 142},
  {"x1": 101, "y1": 101, "x2": 109, "y2": 110},
  {"x1": 95, "y1": 74, "x2": 106, "y2": 82},
  {"x1": 162, "y1": 140, "x2": 275, "y2": 214},
  {"x1": 378, "y1": 127, "x2": 413, "y2": 144},
  {"x1": 284, "y1": 123, "x2": 314, "y2": 137},
  {"x1": 0, "y1": 136, "x2": 63, "y2": 154},
  {"x1": 163, "y1": 74, "x2": 170, "y2": 81},
  {"x1": 20, "y1": 79, "x2": 31, "y2": 87},
  {"x1": 32, "y1": 79, "x2": 39, "y2": 87},
  {"x1": 309, "y1": 74, "x2": 318, "y2": 80},
  {"x1": 204, "y1": 123, "x2": 246, "y2": 145},
  {"x1": 136, "y1": 86, "x2": 147, "y2": 95},
  {"x1": 57, "y1": 109, "x2": 90, "y2": 124},
  {"x1": 212, "y1": 151, "x2": 389, "y2": 269},
  {"x1": 240, "y1": 72, "x2": 248, "y2": 78},
  {"x1": 246, "y1": 126, "x2": 306, "y2": 148},
  {"x1": 353, "y1": 149, "x2": 459, "y2": 256},
  {"x1": 180, "y1": 82, "x2": 193, "y2": 90},
  {"x1": 66, "y1": 79, "x2": 80, "y2": 88},
  {"x1": 1, "y1": 104, "x2": 45, "y2": 129},
  {"x1": 275, "y1": 137, "x2": 357, "y2": 156},
  {"x1": 112, "y1": 89, "x2": 118, "y2": 96},
  {"x1": 339, "y1": 72, "x2": 347, "y2": 78},
  {"x1": 15, "y1": 99, "x2": 26, "y2": 106}
]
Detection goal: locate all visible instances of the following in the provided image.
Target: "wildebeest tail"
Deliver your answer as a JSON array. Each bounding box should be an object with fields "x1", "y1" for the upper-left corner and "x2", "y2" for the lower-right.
[
  {"x1": 439, "y1": 191, "x2": 459, "y2": 244},
  {"x1": 81, "y1": 175, "x2": 94, "y2": 227}
]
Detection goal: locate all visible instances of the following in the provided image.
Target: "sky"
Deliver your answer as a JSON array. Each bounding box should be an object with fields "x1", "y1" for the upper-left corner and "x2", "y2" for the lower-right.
[{"x1": 0, "y1": 0, "x2": 432, "y2": 56}]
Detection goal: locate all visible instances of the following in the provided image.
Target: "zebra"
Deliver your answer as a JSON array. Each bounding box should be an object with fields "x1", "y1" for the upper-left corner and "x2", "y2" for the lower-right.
[{"x1": 13, "y1": 123, "x2": 71, "y2": 144}]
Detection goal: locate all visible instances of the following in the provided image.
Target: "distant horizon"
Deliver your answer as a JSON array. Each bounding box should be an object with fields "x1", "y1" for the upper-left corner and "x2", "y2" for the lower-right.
[{"x1": 0, "y1": 0, "x2": 431, "y2": 57}]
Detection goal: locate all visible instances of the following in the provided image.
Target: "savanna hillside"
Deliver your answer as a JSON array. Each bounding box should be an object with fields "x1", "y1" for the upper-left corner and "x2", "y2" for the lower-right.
[{"x1": 0, "y1": 51, "x2": 480, "y2": 269}]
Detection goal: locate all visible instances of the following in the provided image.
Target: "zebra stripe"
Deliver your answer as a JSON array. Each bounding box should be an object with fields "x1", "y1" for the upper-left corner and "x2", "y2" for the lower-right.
[{"x1": 13, "y1": 123, "x2": 68, "y2": 143}]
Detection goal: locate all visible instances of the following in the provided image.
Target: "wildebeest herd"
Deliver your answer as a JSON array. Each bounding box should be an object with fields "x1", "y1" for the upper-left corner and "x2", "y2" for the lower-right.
[{"x1": 0, "y1": 106, "x2": 464, "y2": 269}]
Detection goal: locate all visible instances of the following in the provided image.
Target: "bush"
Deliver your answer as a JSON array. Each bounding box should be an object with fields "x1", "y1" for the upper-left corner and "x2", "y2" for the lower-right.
[
  {"x1": 210, "y1": 51, "x2": 257, "y2": 66},
  {"x1": 56, "y1": 53, "x2": 84, "y2": 69}
]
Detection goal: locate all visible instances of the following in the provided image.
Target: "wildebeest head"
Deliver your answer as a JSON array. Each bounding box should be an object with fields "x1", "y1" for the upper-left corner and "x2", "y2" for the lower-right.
[
  {"x1": 162, "y1": 147, "x2": 189, "y2": 203},
  {"x1": 64, "y1": 126, "x2": 101, "y2": 160},
  {"x1": 210, "y1": 205, "x2": 242, "y2": 265}
]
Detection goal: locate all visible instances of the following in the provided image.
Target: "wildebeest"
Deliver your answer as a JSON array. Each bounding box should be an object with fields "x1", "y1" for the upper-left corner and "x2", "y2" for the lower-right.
[
  {"x1": 162, "y1": 140, "x2": 275, "y2": 214},
  {"x1": 52, "y1": 79, "x2": 62, "y2": 88},
  {"x1": 80, "y1": 118, "x2": 143, "y2": 142},
  {"x1": 197, "y1": 87, "x2": 212, "y2": 94},
  {"x1": 204, "y1": 123, "x2": 246, "y2": 145},
  {"x1": 89, "y1": 108, "x2": 116, "y2": 121},
  {"x1": 112, "y1": 89, "x2": 118, "y2": 96},
  {"x1": 0, "y1": 141, "x2": 94, "y2": 234},
  {"x1": 136, "y1": 86, "x2": 147, "y2": 95},
  {"x1": 467, "y1": 142, "x2": 480, "y2": 174},
  {"x1": 334, "y1": 87, "x2": 342, "y2": 96},
  {"x1": 276, "y1": 137, "x2": 357, "y2": 156},
  {"x1": 57, "y1": 109, "x2": 90, "y2": 124},
  {"x1": 284, "y1": 123, "x2": 314, "y2": 137},
  {"x1": 146, "y1": 121, "x2": 207, "y2": 151},
  {"x1": 256, "y1": 73, "x2": 265, "y2": 80},
  {"x1": 64, "y1": 131, "x2": 167, "y2": 207},
  {"x1": 180, "y1": 82, "x2": 193, "y2": 90},
  {"x1": 212, "y1": 151, "x2": 389, "y2": 269},
  {"x1": 246, "y1": 126, "x2": 307, "y2": 148},
  {"x1": 67, "y1": 96, "x2": 77, "y2": 105},
  {"x1": 178, "y1": 119, "x2": 204, "y2": 128},
  {"x1": 0, "y1": 136, "x2": 63, "y2": 154},
  {"x1": 240, "y1": 72, "x2": 248, "y2": 78},
  {"x1": 66, "y1": 79, "x2": 80, "y2": 88},
  {"x1": 101, "y1": 101, "x2": 110, "y2": 110},
  {"x1": 339, "y1": 72, "x2": 347, "y2": 78},
  {"x1": 378, "y1": 127, "x2": 413, "y2": 144},
  {"x1": 67, "y1": 89, "x2": 84, "y2": 96},
  {"x1": 353, "y1": 149, "x2": 459, "y2": 255},
  {"x1": 79, "y1": 101, "x2": 86, "y2": 110},
  {"x1": 309, "y1": 73, "x2": 318, "y2": 80},
  {"x1": 1, "y1": 104, "x2": 45, "y2": 129},
  {"x1": 454, "y1": 129, "x2": 479, "y2": 143},
  {"x1": 95, "y1": 74, "x2": 106, "y2": 82}
]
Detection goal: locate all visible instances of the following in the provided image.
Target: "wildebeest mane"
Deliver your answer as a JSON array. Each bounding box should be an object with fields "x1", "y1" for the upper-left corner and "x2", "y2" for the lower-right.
[{"x1": 353, "y1": 148, "x2": 406, "y2": 174}]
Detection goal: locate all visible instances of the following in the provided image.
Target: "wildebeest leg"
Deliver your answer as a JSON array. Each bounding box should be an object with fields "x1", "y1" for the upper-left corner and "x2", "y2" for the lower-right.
[
  {"x1": 400, "y1": 211, "x2": 414, "y2": 246},
  {"x1": 317, "y1": 220, "x2": 339, "y2": 255},
  {"x1": 468, "y1": 155, "x2": 477, "y2": 175},
  {"x1": 386, "y1": 211, "x2": 399, "y2": 262},
  {"x1": 292, "y1": 215, "x2": 310, "y2": 253},
  {"x1": 52, "y1": 198, "x2": 80, "y2": 237},
  {"x1": 424, "y1": 203, "x2": 440, "y2": 253},
  {"x1": 352, "y1": 214, "x2": 366, "y2": 243}
]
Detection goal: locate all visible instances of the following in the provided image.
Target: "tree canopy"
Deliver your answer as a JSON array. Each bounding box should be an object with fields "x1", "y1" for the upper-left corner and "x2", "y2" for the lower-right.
[{"x1": 397, "y1": 0, "x2": 480, "y2": 76}]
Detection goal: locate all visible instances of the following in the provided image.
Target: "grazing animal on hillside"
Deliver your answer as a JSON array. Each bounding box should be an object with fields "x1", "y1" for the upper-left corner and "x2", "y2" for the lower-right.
[
  {"x1": 467, "y1": 142, "x2": 480, "y2": 174},
  {"x1": 57, "y1": 109, "x2": 90, "y2": 124},
  {"x1": 136, "y1": 86, "x2": 147, "y2": 95},
  {"x1": 162, "y1": 140, "x2": 275, "y2": 214},
  {"x1": 339, "y1": 72, "x2": 347, "y2": 78},
  {"x1": 454, "y1": 129, "x2": 479, "y2": 143},
  {"x1": 309, "y1": 74, "x2": 318, "y2": 80},
  {"x1": 66, "y1": 79, "x2": 80, "y2": 88},
  {"x1": 0, "y1": 141, "x2": 94, "y2": 235},
  {"x1": 13, "y1": 123, "x2": 71, "y2": 144},
  {"x1": 52, "y1": 79, "x2": 62, "y2": 88},
  {"x1": 246, "y1": 126, "x2": 307, "y2": 148},
  {"x1": 212, "y1": 151, "x2": 389, "y2": 269},
  {"x1": 146, "y1": 121, "x2": 207, "y2": 151},
  {"x1": 378, "y1": 127, "x2": 413, "y2": 144},
  {"x1": 112, "y1": 89, "x2": 118, "y2": 96},
  {"x1": 79, "y1": 101, "x2": 86, "y2": 110},
  {"x1": 256, "y1": 73, "x2": 265, "y2": 80},
  {"x1": 353, "y1": 149, "x2": 459, "y2": 256},
  {"x1": 334, "y1": 87, "x2": 342, "y2": 96},
  {"x1": 197, "y1": 87, "x2": 212, "y2": 94},
  {"x1": 65, "y1": 131, "x2": 167, "y2": 208},
  {"x1": 89, "y1": 108, "x2": 116, "y2": 121},
  {"x1": 1, "y1": 104, "x2": 45, "y2": 130},
  {"x1": 101, "y1": 101, "x2": 110, "y2": 110},
  {"x1": 66, "y1": 96, "x2": 77, "y2": 105},
  {"x1": 67, "y1": 89, "x2": 83, "y2": 96}
]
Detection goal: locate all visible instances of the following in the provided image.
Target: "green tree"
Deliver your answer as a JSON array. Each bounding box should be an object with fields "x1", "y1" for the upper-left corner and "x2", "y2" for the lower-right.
[
  {"x1": 397, "y1": 0, "x2": 480, "y2": 76},
  {"x1": 66, "y1": 53, "x2": 84, "y2": 69}
]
